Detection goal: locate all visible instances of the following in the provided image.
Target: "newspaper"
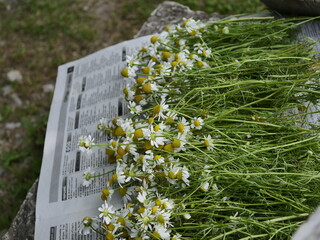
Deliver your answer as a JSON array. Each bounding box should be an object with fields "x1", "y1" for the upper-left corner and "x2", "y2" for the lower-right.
[{"x1": 35, "y1": 35, "x2": 151, "y2": 240}]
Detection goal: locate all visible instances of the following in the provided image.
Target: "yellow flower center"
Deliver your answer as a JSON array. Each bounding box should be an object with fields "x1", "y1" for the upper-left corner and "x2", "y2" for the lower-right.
[
  {"x1": 152, "y1": 231, "x2": 161, "y2": 239},
  {"x1": 155, "y1": 198, "x2": 162, "y2": 206},
  {"x1": 134, "y1": 129, "x2": 144, "y2": 139},
  {"x1": 137, "y1": 207, "x2": 145, "y2": 214},
  {"x1": 136, "y1": 77, "x2": 145, "y2": 85},
  {"x1": 157, "y1": 214, "x2": 165, "y2": 224},
  {"x1": 189, "y1": 30, "x2": 197, "y2": 36},
  {"x1": 123, "y1": 87, "x2": 129, "y2": 95},
  {"x1": 153, "y1": 105, "x2": 161, "y2": 115},
  {"x1": 112, "y1": 173, "x2": 118, "y2": 182},
  {"x1": 172, "y1": 139, "x2": 181, "y2": 148},
  {"x1": 148, "y1": 117, "x2": 154, "y2": 124},
  {"x1": 112, "y1": 117, "x2": 120, "y2": 126},
  {"x1": 171, "y1": 61, "x2": 178, "y2": 67},
  {"x1": 144, "y1": 140, "x2": 153, "y2": 150},
  {"x1": 165, "y1": 116, "x2": 174, "y2": 125},
  {"x1": 154, "y1": 125, "x2": 160, "y2": 131},
  {"x1": 117, "y1": 217, "x2": 126, "y2": 226},
  {"x1": 194, "y1": 119, "x2": 201, "y2": 126},
  {"x1": 108, "y1": 155, "x2": 116, "y2": 164},
  {"x1": 142, "y1": 66, "x2": 150, "y2": 74},
  {"x1": 113, "y1": 126, "x2": 125, "y2": 137},
  {"x1": 102, "y1": 188, "x2": 110, "y2": 197},
  {"x1": 121, "y1": 68, "x2": 129, "y2": 77},
  {"x1": 119, "y1": 187, "x2": 127, "y2": 196},
  {"x1": 150, "y1": 35, "x2": 158, "y2": 44},
  {"x1": 168, "y1": 170, "x2": 176, "y2": 179},
  {"x1": 162, "y1": 51, "x2": 172, "y2": 60},
  {"x1": 152, "y1": 206, "x2": 158, "y2": 214},
  {"x1": 111, "y1": 141, "x2": 117, "y2": 148},
  {"x1": 142, "y1": 83, "x2": 152, "y2": 93},
  {"x1": 204, "y1": 139, "x2": 210, "y2": 147},
  {"x1": 106, "y1": 232, "x2": 115, "y2": 240},
  {"x1": 182, "y1": 19, "x2": 189, "y2": 27},
  {"x1": 107, "y1": 223, "x2": 115, "y2": 231},
  {"x1": 177, "y1": 123, "x2": 184, "y2": 132},
  {"x1": 105, "y1": 148, "x2": 115, "y2": 157},
  {"x1": 197, "y1": 61, "x2": 204, "y2": 68},
  {"x1": 164, "y1": 144, "x2": 174, "y2": 152},
  {"x1": 134, "y1": 94, "x2": 144, "y2": 103},
  {"x1": 202, "y1": 50, "x2": 207, "y2": 57}
]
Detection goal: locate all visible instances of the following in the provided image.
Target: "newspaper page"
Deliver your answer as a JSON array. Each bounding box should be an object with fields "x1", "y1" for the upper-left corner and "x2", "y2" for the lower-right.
[{"x1": 35, "y1": 35, "x2": 151, "y2": 240}]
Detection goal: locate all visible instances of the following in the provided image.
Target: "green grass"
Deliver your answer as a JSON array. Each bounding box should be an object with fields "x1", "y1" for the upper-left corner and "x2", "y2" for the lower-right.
[{"x1": 0, "y1": 0, "x2": 265, "y2": 232}]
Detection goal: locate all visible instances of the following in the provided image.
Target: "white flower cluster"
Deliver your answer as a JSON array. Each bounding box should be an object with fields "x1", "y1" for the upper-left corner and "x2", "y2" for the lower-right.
[{"x1": 79, "y1": 18, "x2": 220, "y2": 239}]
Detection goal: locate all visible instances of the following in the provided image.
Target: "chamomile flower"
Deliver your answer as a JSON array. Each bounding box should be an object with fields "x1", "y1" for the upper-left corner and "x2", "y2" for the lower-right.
[
  {"x1": 154, "y1": 209, "x2": 172, "y2": 227},
  {"x1": 78, "y1": 135, "x2": 95, "y2": 154},
  {"x1": 136, "y1": 154, "x2": 154, "y2": 172},
  {"x1": 116, "y1": 162, "x2": 128, "y2": 186},
  {"x1": 141, "y1": 81, "x2": 159, "y2": 94},
  {"x1": 137, "y1": 189, "x2": 148, "y2": 205},
  {"x1": 158, "y1": 31, "x2": 170, "y2": 45},
  {"x1": 177, "y1": 117, "x2": 190, "y2": 134},
  {"x1": 98, "y1": 201, "x2": 115, "y2": 224},
  {"x1": 97, "y1": 118, "x2": 108, "y2": 131},
  {"x1": 222, "y1": 26, "x2": 229, "y2": 34},
  {"x1": 126, "y1": 55, "x2": 140, "y2": 69},
  {"x1": 119, "y1": 185, "x2": 136, "y2": 205},
  {"x1": 123, "y1": 141, "x2": 138, "y2": 156},
  {"x1": 101, "y1": 184, "x2": 114, "y2": 201},
  {"x1": 142, "y1": 60, "x2": 156, "y2": 75},
  {"x1": 176, "y1": 165, "x2": 190, "y2": 186},
  {"x1": 123, "y1": 84, "x2": 135, "y2": 101},
  {"x1": 153, "y1": 224, "x2": 171, "y2": 239},
  {"x1": 203, "y1": 135, "x2": 214, "y2": 151},
  {"x1": 183, "y1": 213, "x2": 191, "y2": 220},
  {"x1": 121, "y1": 66, "x2": 137, "y2": 79},
  {"x1": 79, "y1": 216, "x2": 99, "y2": 235},
  {"x1": 153, "y1": 97, "x2": 169, "y2": 119},
  {"x1": 136, "y1": 208, "x2": 155, "y2": 231},
  {"x1": 125, "y1": 163, "x2": 143, "y2": 182},
  {"x1": 144, "y1": 127, "x2": 166, "y2": 148},
  {"x1": 191, "y1": 117, "x2": 204, "y2": 130},
  {"x1": 171, "y1": 233, "x2": 182, "y2": 240},
  {"x1": 183, "y1": 18, "x2": 203, "y2": 36},
  {"x1": 82, "y1": 167, "x2": 95, "y2": 187},
  {"x1": 165, "y1": 164, "x2": 181, "y2": 185},
  {"x1": 200, "y1": 182, "x2": 210, "y2": 192},
  {"x1": 158, "y1": 62, "x2": 172, "y2": 76},
  {"x1": 128, "y1": 101, "x2": 142, "y2": 114},
  {"x1": 176, "y1": 131, "x2": 189, "y2": 147}
]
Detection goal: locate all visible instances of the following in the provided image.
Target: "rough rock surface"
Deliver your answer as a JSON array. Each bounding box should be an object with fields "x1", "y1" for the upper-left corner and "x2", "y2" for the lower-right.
[
  {"x1": 1, "y1": 179, "x2": 38, "y2": 240},
  {"x1": 0, "y1": 2, "x2": 221, "y2": 239},
  {"x1": 135, "y1": 1, "x2": 222, "y2": 38}
]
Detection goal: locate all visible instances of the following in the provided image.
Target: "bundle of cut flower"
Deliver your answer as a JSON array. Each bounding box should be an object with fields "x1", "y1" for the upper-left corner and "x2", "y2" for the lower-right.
[{"x1": 79, "y1": 17, "x2": 320, "y2": 239}]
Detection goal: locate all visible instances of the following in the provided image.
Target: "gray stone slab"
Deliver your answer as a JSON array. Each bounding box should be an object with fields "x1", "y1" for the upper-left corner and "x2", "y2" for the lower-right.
[{"x1": 1, "y1": 179, "x2": 38, "y2": 240}]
